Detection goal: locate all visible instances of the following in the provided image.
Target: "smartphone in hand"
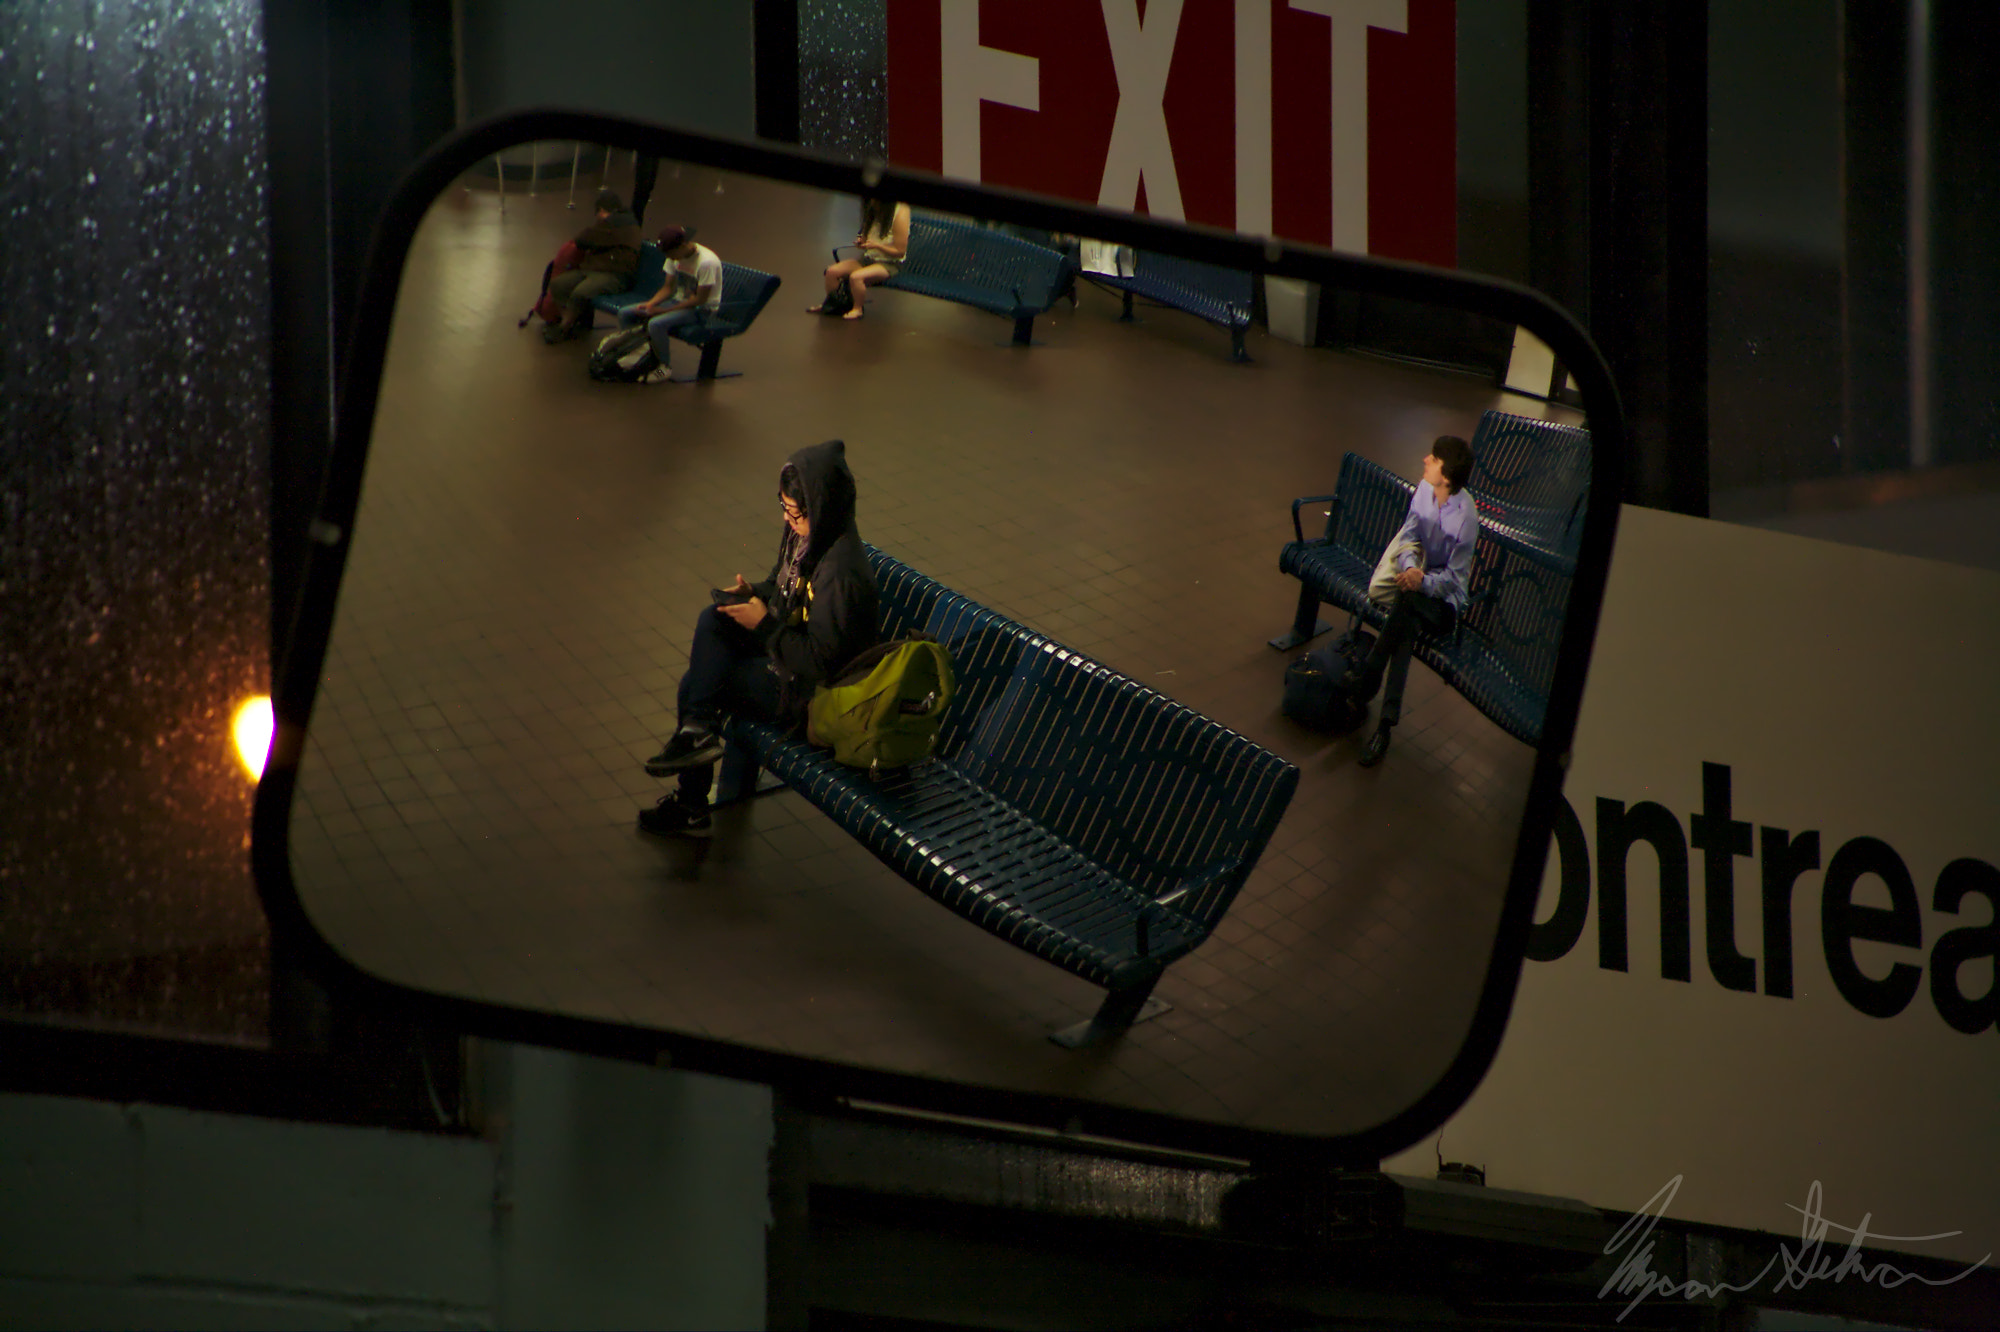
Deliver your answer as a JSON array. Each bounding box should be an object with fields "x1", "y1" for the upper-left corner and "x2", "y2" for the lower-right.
[{"x1": 711, "y1": 587, "x2": 749, "y2": 605}]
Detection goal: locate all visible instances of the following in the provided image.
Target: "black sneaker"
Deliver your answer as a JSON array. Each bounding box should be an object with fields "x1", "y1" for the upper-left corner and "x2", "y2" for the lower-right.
[
  {"x1": 638, "y1": 794, "x2": 712, "y2": 839},
  {"x1": 643, "y1": 722, "x2": 725, "y2": 776}
]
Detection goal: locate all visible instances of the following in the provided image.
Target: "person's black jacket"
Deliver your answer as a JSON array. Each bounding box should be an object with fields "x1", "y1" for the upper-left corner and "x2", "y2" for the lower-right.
[
  {"x1": 750, "y1": 439, "x2": 880, "y2": 719},
  {"x1": 573, "y1": 209, "x2": 641, "y2": 275}
]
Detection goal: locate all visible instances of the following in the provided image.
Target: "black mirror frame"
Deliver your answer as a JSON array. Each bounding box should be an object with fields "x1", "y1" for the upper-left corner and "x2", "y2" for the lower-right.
[{"x1": 252, "y1": 107, "x2": 1627, "y2": 1168}]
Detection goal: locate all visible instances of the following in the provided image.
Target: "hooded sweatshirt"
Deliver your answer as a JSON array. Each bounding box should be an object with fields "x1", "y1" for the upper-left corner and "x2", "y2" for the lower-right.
[
  {"x1": 573, "y1": 209, "x2": 642, "y2": 275},
  {"x1": 750, "y1": 439, "x2": 880, "y2": 718}
]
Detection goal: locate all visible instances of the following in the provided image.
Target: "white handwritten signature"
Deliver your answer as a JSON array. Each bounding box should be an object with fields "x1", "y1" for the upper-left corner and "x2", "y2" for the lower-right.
[{"x1": 1598, "y1": 1175, "x2": 1990, "y2": 1323}]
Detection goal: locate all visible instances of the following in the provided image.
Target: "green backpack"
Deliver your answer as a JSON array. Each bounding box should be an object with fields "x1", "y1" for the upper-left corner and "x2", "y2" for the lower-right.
[{"x1": 806, "y1": 634, "x2": 956, "y2": 772}]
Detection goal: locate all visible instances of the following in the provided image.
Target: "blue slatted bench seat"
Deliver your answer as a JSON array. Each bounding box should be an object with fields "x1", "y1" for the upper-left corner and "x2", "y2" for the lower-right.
[
  {"x1": 591, "y1": 245, "x2": 782, "y2": 380},
  {"x1": 1273, "y1": 452, "x2": 1575, "y2": 747},
  {"x1": 587, "y1": 240, "x2": 666, "y2": 326},
  {"x1": 1090, "y1": 249, "x2": 1256, "y2": 362},
  {"x1": 866, "y1": 215, "x2": 1081, "y2": 346},
  {"x1": 719, "y1": 546, "x2": 1300, "y2": 1047}
]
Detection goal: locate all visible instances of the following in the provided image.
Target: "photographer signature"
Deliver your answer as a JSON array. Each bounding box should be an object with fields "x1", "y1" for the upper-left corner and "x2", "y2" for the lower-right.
[{"x1": 1599, "y1": 1175, "x2": 1989, "y2": 1323}]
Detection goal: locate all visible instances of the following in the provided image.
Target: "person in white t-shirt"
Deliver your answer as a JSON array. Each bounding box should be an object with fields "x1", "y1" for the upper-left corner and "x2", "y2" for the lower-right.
[{"x1": 623, "y1": 224, "x2": 724, "y2": 381}]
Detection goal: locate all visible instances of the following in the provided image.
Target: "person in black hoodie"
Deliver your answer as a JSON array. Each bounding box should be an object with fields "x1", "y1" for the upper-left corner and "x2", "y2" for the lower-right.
[{"x1": 639, "y1": 439, "x2": 880, "y2": 838}]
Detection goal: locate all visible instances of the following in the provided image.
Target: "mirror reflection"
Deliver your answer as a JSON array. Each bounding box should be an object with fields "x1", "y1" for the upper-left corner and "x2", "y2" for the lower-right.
[{"x1": 289, "y1": 144, "x2": 1590, "y2": 1140}]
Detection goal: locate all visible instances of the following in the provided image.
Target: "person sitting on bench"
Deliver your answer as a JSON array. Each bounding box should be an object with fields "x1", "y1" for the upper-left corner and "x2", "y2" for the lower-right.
[
  {"x1": 1342, "y1": 435, "x2": 1479, "y2": 768},
  {"x1": 638, "y1": 439, "x2": 881, "y2": 838},
  {"x1": 621, "y1": 224, "x2": 723, "y2": 381},
  {"x1": 543, "y1": 189, "x2": 641, "y2": 344},
  {"x1": 808, "y1": 197, "x2": 910, "y2": 321}
]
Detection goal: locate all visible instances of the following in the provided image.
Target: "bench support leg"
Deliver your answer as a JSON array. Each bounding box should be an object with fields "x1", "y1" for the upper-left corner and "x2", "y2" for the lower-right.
[
  {"x1": 1229, "y1": 325, "x2": 1250, "y2": 363},
  {"x1": 1009, "y1": 315, "x2": 1035, "y2": 346},
  {"x1": 672, "y1": 339, "x2": 740, "y2": 383},
  {"x1": 1119, "y1": 291, "x2": 1136, "y2": 323},
  {"x1": 1049, "y1": 971, "x2": 1170, "y2": 1048},
  {"x1": 1267, "y1": 581, "x2": 1332, "y2": 651}
]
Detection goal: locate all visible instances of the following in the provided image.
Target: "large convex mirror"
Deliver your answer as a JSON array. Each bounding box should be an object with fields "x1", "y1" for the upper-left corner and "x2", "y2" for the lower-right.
[{"x1": 265, "y1": 115, "x2": 1619, "y2": 1158}]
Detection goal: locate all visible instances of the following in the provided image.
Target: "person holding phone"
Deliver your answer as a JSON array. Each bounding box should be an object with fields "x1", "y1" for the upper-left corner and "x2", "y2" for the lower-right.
[
  {"x1": 1342, "y1": 435, "x2": 1479, "y2": 768},
  {"x1": 808, "y1": 198, "x2": 911, "y2": 320},
  {"x1": 637, "y1": 439, "x2": 880, "y2": 838}
]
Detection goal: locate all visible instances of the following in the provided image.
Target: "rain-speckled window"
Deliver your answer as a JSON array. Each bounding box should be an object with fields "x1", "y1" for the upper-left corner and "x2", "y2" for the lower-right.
[
  {"x1": 1, "y1": 2, "x2": 272, "y2": 1041},
  {"x1": 800, "y1": 0, "x2": 887, "y2": 163}
]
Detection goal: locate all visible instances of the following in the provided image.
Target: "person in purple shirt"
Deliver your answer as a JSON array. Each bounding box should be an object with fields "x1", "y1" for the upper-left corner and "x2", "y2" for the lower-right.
[{"x1": 1343, "y1": 435, "x2": 1479, "y2": 767}]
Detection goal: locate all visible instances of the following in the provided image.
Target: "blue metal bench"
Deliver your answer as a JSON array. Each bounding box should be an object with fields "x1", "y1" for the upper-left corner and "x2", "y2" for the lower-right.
[
  {"x1": 1271, "y1": 410, "x2": 1589, "y2": 651},
  {"x1": 719, "y1": 546, "x2": 1300, "y2": 1047},
  {"x1": 1089, "y1": 249, "x2": 1255, "y2": 362},
  {"x1": 591, "y1": 246, "x2": 782, "y2": 380},
  {"x1": 1273, "y1": 453, "x2": 1574, "y2": 747},
  {"x1": 868, "y1": 215, "x2": 1081, "y2": 346},
  {"x1": 1458, "y1": 410, "x2": 1593, "y2": 554},
  {"x1": 588, "y1": 240, "x2": 665, "y2": 325}
]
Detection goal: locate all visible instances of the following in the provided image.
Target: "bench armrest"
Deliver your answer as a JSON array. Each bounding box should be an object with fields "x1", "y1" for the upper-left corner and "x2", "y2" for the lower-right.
[
  {"x1": 1288, "y1": 493, "x2": 1339, "y2": 544},
  {"x1": 1135, "y1": 859, "x2": 1240, "y2": 957}
]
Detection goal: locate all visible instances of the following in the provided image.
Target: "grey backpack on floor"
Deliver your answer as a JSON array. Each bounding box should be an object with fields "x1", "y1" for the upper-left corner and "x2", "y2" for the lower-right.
[{"x1": 589, "y1": 325, "x2": 660, "y2": 382}]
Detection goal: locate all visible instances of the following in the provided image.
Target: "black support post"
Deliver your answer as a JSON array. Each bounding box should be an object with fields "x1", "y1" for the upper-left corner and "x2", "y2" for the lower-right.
[
  {"x1": 1841, "y1": 0, "x2": 1911, "y2": 475},
  {"x1": 754, "y1": 0, "x2": 802, "y2": 144},
  {"x1": 1586, "y1": 0, "x2": 1710, "y2": 515},
  {"x1": 262, "y1": 0, "x2": 459, "y2": 1112}
]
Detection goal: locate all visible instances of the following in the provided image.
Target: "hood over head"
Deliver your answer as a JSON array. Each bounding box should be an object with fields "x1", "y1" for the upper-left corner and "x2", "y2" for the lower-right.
[{"x1": 781, "y1": 439, "x2": 858, "y2": 568}]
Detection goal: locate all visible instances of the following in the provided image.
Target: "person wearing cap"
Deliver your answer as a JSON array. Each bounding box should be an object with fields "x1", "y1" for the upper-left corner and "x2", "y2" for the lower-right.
[
  {"x1": 543, "y1": 189, "x2": 642, "y2": 344},
  {"x1": 621, "y1": 225, "x2": 724, "y2": 382}
]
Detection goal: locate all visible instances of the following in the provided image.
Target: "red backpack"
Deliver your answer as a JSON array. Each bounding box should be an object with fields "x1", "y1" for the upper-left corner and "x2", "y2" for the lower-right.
[{"x1": 517, "y1": 241, "x2": 582, "y2": 328}]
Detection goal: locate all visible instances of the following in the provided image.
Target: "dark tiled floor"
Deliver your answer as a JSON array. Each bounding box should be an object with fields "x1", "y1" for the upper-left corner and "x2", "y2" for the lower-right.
[{"x1": 289, "y1": 158, "x2": 1587, "y2": 1141}]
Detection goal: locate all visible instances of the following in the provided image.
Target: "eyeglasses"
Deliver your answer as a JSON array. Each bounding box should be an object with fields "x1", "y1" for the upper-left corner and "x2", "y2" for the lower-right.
[{"x1": 779, "y1": 499, "x2": 807, "y2": 522}]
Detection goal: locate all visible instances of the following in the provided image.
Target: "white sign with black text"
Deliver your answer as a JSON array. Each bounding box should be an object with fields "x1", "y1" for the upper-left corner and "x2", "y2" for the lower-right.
[{"x1": 1388, "y1": 505, "x2": 2000, "y2": 1269}]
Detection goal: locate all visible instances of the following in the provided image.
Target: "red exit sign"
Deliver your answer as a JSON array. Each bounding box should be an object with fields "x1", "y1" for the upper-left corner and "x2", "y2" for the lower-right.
[{"x1": 887, "y1": 0, "x2": 1457, "y2": 267}]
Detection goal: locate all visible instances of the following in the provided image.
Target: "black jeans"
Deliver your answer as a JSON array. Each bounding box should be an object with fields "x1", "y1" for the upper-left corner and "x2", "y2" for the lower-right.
[
  {"x1": 1366, "y1": 589, "x2": 1456, "y2": 726},
  {"x1": 675, "y1": 604, "x2": 782, "y2": 802}
]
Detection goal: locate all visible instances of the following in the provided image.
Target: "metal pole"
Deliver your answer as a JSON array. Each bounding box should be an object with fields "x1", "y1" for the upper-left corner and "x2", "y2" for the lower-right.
[
  {"x1": 568, "y1": 141, "x2": 581, "y2": 208},
  {"x1": 496, "y1": 154, "x2": 506, "y2": 215},
  {"x1": 529, "y1": 140, "x2": 539, "y2": 196}
]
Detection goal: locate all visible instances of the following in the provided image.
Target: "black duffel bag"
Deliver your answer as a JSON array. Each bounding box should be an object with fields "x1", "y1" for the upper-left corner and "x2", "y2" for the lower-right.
[{"x1": 1282, "y1": 626, "x2": 1376, "y2": 734}]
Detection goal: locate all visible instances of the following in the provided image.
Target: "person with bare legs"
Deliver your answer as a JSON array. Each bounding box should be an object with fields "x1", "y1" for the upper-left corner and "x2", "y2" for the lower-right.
[{"x1": 808, "y1": 197, "x2": 911, "y2": 321}]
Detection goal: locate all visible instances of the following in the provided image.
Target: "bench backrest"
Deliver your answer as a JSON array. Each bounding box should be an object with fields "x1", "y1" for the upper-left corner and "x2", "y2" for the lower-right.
[
  {"x1": 896, "y1": 215, "x2": 1077, "y2": 314},
  {"x1": 628, "y1": 241, "x2": 666, "y2": 300},
  {"x1": 1322, "y1": 452, "x2": 1572, "y2": 744},
  {"x1": 1325, "y1": 452, "x2": 1416, "y2": 566},
  {"x1": 713, "y1": 262, "x2": 781, "y2": 333},
  {"x1": 1464, "y1": 410, "x2": 1592, "y2": 553},
  {"x1": 866, "y1": 547, "x2": 1298, "y2": 923},
  {"x1": 1449, "y1": 524, "x2": 1574, "y2": 742},
  {"x1": 1131, "y1": 250, "x2": 1254, "y2": 326}
]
